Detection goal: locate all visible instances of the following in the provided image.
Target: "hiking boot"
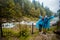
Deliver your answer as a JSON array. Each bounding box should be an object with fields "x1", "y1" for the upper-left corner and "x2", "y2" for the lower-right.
[
  {"x1": 39, "y1": 31, "x2": 43, "y2": 35},
  {"x1": 42, "y1": 32, "x2": 46, "y2": 35}
]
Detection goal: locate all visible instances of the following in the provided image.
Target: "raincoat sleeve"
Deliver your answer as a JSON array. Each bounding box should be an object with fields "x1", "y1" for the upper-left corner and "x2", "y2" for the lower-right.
[
  {"x1": 36, "y1": 19, "x2": 41, "y2": 27},
  {"x1": 49, "y1": 16, "x2": 54, "y2": 20},
  {"x1": 36, "y1": 20, "x2": 39, "y2": 28},
  {"x1": 39, "y1": 16, "x2": 42, "y2": 19}
]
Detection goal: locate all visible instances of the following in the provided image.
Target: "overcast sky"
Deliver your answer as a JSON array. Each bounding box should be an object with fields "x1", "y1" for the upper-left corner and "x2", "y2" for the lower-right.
[{"x1": 30, "y1": 0, "x2": 59, "y2": 13}]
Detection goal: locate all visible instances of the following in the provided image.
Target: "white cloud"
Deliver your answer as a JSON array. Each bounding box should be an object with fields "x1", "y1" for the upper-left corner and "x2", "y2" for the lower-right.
[
  {"x1": 30, "y1": 0, "x2": 59, "y2": 13},
  {"x1": 39, "y1": 0, "x2": 59, "y2": 13}
]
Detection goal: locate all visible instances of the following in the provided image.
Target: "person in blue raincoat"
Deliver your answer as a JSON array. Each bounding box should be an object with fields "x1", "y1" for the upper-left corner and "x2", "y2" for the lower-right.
[
  {"x1": 36, "y1": 16, "x2": 44, "y2": 32},
  {"x1": 36, "y1": 15, "x2": 54, "y2": 34}
]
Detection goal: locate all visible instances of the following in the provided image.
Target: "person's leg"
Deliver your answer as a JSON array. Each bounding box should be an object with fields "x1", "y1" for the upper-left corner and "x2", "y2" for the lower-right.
[
  {"x1": 48, "y1": 28, "x2": 50, "y2": 31},
  {"x1": 43, "y1": 28, "x2": 47, "y2": 34},
  {"x1": 39, "y1": 25, "x2": 42, "y2": 32}
]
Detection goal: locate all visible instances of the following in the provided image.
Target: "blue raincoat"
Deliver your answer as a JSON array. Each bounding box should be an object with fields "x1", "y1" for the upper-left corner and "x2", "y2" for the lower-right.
[{"x1": 36, "y1": 16, "x2": 54, "y2": 29}]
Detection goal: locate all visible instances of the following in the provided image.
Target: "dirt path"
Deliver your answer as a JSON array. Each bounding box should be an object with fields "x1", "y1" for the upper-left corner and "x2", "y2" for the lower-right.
[{"x1": 30, "y1": 33, "x2": 59, "y2": 40}]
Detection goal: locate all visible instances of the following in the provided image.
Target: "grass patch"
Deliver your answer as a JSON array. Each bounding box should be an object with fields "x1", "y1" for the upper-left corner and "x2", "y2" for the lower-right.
[{"x1": 2, "y1": 24, "x2": 34, "y2": 40}]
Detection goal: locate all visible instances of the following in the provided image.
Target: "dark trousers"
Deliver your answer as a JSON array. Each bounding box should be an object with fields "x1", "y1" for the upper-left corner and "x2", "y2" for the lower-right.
[{"x1": 39, "y1": 24, "x2": 42, "y2": 32}]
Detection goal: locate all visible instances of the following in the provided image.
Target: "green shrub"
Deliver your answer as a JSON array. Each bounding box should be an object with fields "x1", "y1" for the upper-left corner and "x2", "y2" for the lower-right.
[
  {"x1": 18, "y1": 25, "x2": 31, "y2": 40},
  {"x1": 2, "y1": 28, "x2": 19, "y2": 37},
  {"x1": 2, "y1": 25, "x2": 32, "y2": 40},
  {"x1": 19, "y1": 29, "x2": 29, "y2": 37}
]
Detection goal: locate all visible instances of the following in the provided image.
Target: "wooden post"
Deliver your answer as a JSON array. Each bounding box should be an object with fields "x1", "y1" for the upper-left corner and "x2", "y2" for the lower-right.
[
  {"x1": 0, "y1": 19, "x2": 3, "y2": 38},
  {"x1": 32, "y1": 23, "x2": 34, "y2": 34}
]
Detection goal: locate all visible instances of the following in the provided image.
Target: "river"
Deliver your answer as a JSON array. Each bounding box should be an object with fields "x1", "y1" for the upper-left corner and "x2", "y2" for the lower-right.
[{"x1": 2, "y1": 17, "x2": 59, "y2": 28}]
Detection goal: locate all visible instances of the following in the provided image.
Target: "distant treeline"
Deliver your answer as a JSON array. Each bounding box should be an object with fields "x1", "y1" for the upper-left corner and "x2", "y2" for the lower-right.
[{"x1": 0, "y1": 0, "x2": 53, "y2": 21}]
